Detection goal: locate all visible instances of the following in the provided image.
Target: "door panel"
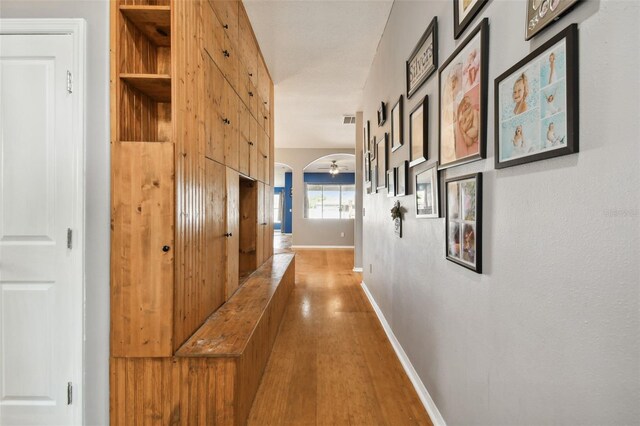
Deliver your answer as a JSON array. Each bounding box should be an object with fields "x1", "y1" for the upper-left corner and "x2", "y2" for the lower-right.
[
  {"x1": 224, "y1": 82, "x2": 239, "y2": 170},
  {"x1": 249, "y1": 117, "x2": 258, "y2": 179},
  {"x1": 238, "y1": 103, "x2": 250, "y2": 176},
  {"x1": 205, "y1": 159, "x2": 227, "y2": 315},
  {"x1": 256, "y1": 182, "x2": 265, "y2": 266},
  {"x1": 226, "y1": 168, "x2": 240, "y2": 299},
  {"x1": 204, "y1": 55, "x2": 225, "y2": 163},
  {"x1": 0, "y1": 33, "x2": 80, "y2": 425}
]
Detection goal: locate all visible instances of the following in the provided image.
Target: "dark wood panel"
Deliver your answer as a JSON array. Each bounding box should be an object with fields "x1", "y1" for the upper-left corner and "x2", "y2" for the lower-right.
[{"x1": 120, "y1": 5, "x2": 171, "y2": 47}]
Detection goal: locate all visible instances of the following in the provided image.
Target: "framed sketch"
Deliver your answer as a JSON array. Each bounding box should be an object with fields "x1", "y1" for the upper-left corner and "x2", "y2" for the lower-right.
[
  {"x1": 439, "y1": 18, "x2": 488, "y2": 170},
  {"x1": 415, "y1": 162, "x2": 439, "y2": 219},
  {"x1": 445, "y1": 173, "x2": 482, "y2": 273},
  {"x1": 526, "y1": 0, "x2": 580, "y2": 40},
  {"x1": 364, "y1": 120, "x2": 370, "y2": 154},
  {"x1": 409, "y1": 96, "x2": 428, "y2": 167},
  {"x1": 495, "y1": 24, "x2": 578, "y2": 169},
  {"x1": 364, "y1": 152, "x2": 371, "y2": 183},
  {"x1": 453, "y1": 0, "x2": 488, "y2": 39},
  {"x1": 387, "y1": 169, "x2": 396, "y2": 197},
  {"x1": 370, "y1": 135, "x2": 376, "y2": 161},
  {"x1": 376, "y1": 134, "x2": 389, "y2": 190},
  {"x1": 378, "y1": 102, "x2": 387, "y2": 126},
  {"x1": 391, "y1": 96, "x2": 403, "y2": 152},
  {"x1": 406, "y1": 17, "x2": 438, "y2": 99},
  {"x1": 396, "y1": 161, "x2": 408, "y2": 196}
]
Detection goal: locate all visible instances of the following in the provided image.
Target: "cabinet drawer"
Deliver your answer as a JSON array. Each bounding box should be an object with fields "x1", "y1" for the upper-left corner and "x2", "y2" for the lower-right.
[
  {"x1": 223, "y1": 82, "x2": 240, "y2": 171},
  {"x1": 204, "y1": 55, "x2": 226, "y2": 164},
  {"x1": 209, "y1": 0, "x2": 239, "y2": 48},
  {"x1": 202, "y1": 2, "x2": 239, "y2": 93},
  {"x1": 239, "y1": 7, "x2": 258, "y2": 87}
]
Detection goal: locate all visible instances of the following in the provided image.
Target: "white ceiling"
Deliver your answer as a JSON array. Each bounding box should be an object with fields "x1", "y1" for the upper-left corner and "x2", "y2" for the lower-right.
[
  {"x1": 244, "y1": 0, "x2": 394, "y2": 149},
  {"x1": 303, "y1": 153, "x2": 356, "y2": 173}
]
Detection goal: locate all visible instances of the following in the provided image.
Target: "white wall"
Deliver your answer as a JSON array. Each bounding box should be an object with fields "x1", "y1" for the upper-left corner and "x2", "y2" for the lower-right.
[
  {"x1": 276, "y1": 148, "x2": 356, "y2": 247},
  {"x1": 362, "y1": 0, "x2": 639, "y2": 424},
  {"x1": 0, "y1": 1, "x2": 110, "y2": 424}
]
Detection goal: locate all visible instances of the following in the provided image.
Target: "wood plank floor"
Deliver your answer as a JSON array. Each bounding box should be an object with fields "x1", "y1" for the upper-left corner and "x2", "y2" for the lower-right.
[{"x1": 248, "y1": 249, "x2": 433, "y2": 426}]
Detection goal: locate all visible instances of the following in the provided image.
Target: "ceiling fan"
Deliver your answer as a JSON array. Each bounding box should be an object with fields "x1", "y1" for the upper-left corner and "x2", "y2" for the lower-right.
[{"x1": 318, "y1": 160, "x2": 349, "y2": 175}]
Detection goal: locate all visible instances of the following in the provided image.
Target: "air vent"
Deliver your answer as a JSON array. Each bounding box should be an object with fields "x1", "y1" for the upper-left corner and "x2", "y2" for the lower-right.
[{"x1": 342, "y1": 115, "x2": 356, "y2": 125}]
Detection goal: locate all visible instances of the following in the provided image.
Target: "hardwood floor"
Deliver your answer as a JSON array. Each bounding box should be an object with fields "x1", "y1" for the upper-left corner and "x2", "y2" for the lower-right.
[
  {"x1": 248, "y1": 249, "x2": 432, "y2": 426},
  {"x1": 274, "y1": 231, "x2": 292, "y2": 254}
]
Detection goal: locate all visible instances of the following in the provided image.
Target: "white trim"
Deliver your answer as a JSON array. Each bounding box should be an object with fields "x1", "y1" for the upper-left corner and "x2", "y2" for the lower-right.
[
  {"x1": 291, "y1": 245, "x2": 354, "y2": 249},
  {"x1": 352, "y1": 267, "x2": 364, "y2": 272},
  {"x1": 0, "y1": 19, "x2": 86, "y2": 426},
  {"x1": 361, "y1": 282, "x2": 447, "y2": 426}
]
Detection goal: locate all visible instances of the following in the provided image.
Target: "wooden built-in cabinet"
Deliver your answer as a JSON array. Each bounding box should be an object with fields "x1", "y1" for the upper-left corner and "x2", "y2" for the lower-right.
[{"x1": 111, "y1": 0, "x2": 275, "y2": 364}]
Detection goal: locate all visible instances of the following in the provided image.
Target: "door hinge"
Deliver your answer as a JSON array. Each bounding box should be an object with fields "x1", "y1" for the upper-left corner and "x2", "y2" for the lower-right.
[
  {"x1": 67, "y1": 382, "x2": 73, "y2": 405},
  {"x1": 67, "y1": 228, "x2": 73, "y2": 249},
  {"x1": 67, "y1": 70, "x2": 73, "y2": 94}
]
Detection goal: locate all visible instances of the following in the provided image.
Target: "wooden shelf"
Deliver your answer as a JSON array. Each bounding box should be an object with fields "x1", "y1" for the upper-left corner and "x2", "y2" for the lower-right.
[
  {"x1": 120, "y1": 5, "x2": 171, "y2": 47},
  {"x1": 120, "y1": 74, "x2": 171, "y2": 103}
]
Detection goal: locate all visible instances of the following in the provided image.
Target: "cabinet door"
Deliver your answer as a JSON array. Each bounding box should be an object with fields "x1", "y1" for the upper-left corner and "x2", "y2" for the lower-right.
[
  {"x1": 238, "y1": 102, "x2": 250, "y2": 176},
  {"x1": 202, "y1": 2, "x2": 238, "y2": 92},
  {"x1": 263, "y1": 185, "x2": 272, "y2": 260},
  {"x1": 112, "y1": 142, "x2": 174, "y2": 357},
  {"x1": 205, "y1": 159, "x2": 227, "y2": 316},
  {"x1": 239, "y1": 7, "x2": 258, "y2": 87},
  {"x1": 249, "y1": 117, "x2": 258, "y2": 179},
  {"x1": 204, "y1": 55, "x2": 225, "y2": 163},
  {"x1": 223, "y1": 81, "x2": 239, "y2": 170},
  {"x1": 226, "y1": 167, "x2": 240, "y2": 299},
  {"x1": 256, "y1": 181, "x2": 265, "y2": 266},
  {"x1": 209, "y1": 0, "x2": 239, "y2": 49},
  {"x1": 257, "y1": 56, "x2": 270, "y2": 106}
]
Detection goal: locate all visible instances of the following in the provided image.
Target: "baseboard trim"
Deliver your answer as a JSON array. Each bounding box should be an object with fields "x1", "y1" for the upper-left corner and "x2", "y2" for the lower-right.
[
  {"x1": 360, "y1": 282, "x2": 446, "y2": 426},
  {"x1": 352, "y1": 267, "x2": 364, "y2": 272},
  {"x1": 291, "y1": 245, "x2": 354, "y2": 249}
]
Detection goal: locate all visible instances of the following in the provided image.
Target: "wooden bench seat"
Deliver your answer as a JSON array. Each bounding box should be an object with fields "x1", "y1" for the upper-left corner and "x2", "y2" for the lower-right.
[{"x1": 110, "y1": 253, "x2": 295, "y2": 425}]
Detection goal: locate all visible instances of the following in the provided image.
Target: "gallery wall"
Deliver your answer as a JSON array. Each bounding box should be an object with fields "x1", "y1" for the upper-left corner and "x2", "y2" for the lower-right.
[
  {"x1": 361, "y1": 0, "x2": 639, "y2": 424},
  {"x1": 276, "y1": 148, "x2": 356, "y2": 247},
  {"x1": 0, "y1": 1, "x2": 111, "y2": 424}
]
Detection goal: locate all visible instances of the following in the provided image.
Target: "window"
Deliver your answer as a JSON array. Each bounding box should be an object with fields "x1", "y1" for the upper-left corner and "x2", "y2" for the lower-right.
[
  {"x1": 304, "y1": 184, "x2": 355, "y2": 219},
  {"x1": 274, "y1": 193, "x2": 282, "y2": 224}
]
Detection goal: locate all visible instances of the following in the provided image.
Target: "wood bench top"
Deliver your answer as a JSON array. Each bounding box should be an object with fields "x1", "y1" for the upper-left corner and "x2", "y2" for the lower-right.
[{"x1": 176, "y1": 253, "x2": 295, "y2": 358}]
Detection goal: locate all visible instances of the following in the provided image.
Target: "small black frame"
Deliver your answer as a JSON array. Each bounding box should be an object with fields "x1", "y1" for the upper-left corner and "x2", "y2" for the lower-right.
[
  {"x1": 445, "y1": 173, "x2": 482, "y2": 273},
  {"x1": 409, "y1": 95, "x2": 428, "y2": 167},
  {"x1": 453, "y1": 0, "x2": 488, "y2": 39},
  {"x1": 391, "y1": 96, "x2": 404, "y2": 153},
  {"x1": 376, "y1": 133, "x2": 389, "y2": 190},
  {"x1": 406, "y1": 17, "x2": 438, "y2": 99},
  {"x1": 377, "y1": 102, "x2": 387, "y2": 126}
]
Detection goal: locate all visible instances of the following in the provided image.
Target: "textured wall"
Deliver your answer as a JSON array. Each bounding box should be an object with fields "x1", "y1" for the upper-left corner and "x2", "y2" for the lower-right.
[
  {"x1": 276, "y1": 148, "x2": 356, "y2": 247},
  {"x1": 0, "y1": 1, "x2": 111, "y2": 424},
  {"x1": 361, "y1": 0, "x2": 640, "y2": 424}
]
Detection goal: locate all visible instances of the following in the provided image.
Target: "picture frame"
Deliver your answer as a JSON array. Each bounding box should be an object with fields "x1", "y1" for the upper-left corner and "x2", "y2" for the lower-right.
[
  {"x1": 438, "y1": 18, "x2": 488, "y2": 170},
  {"x1": 364, "y1": 152, "x2": 371, "y2": 183},
  {"x1": 525, "y1": 0, "x2": 580, "y2": 40},
  {"x1": 372, "y1": 165, "x2": 379, "y2": 194},
  {"x1": 415, "y1": 162, "x2": 440, "y2": 219},
  {"x1": 396, "y1": 161, "x2": 408, "y2": 196},
  {"x1": 387, "y1": 169, "x2": 396, "y2": 197},
  {"x1": 376, "y1": 134, "x2": 389, "y2": 190},
  {"x1": 409, "y1": 95, "x2": 428, "y2": 167},
  {"x1": 378, "y1": 102, "x2": 387, "y2": 126},
  {"x1": 406, "y1": 17, "x2": 438, "y2": 99},
  {"x1": 391, "y1": 96, "x2": 403, "y2": 152},
  {"x1": 370, "y1": 135, "x2": 376, "y2": 161},
  {"x1": 495, "y1": 24, "x2": 578, "y2": 169},
  {"x1": 453, "y1": 0, "x2": 488, "y2": 39},
  {"x1": 445, "y1": 173, "x2": 482, "y2": 273},
  {"x1": 364, "y1": 120, "x2": 370, "y2": 154}
]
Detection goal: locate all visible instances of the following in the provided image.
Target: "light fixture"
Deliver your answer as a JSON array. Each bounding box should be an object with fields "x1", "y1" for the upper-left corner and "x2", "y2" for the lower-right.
[{"x1": 329, "y1": 161, "x2": 340, "y2": 175}]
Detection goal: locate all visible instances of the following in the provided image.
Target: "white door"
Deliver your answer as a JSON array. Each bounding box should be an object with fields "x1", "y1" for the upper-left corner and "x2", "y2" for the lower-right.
[{"x1": 0, "y1": 32, "x2": 82, "y2": 425}]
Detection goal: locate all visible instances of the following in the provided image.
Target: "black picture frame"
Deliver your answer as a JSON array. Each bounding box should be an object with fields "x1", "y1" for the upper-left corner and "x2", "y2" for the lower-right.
[
  {"x1": 438, "y1": 18, "x2": 489, "y2": 170},
  {"x1": 376, "y1": 134, "x2": 389, "y2": 190},
  {"x1": 364, "y1": 152, "x2": 371, "y2": 183},
  {"x1": 445, "y1": 173, "x2": 482, "y2": 273},
  {"x1": 494, "y1": 24, "x2": 578, "y2": 169},
  {"x1": 415, "y1": 162, "x2": 440, "y2": 219},
  {"x1": 391, "y1": 96, "x2": 403, "y2": 152},
  {"x1": 364, "y1": 120, "x2": 370, "y2": 154},
  {"x1": 372, "y1": 164, "x2": 379, "y2": 194},
  {"x1": 406, "y1": 17, "x2": 438, "y2": 99},
  {"x1": 370, "y1": 135, "x2": 376, "y2": 161},
  {"x1": 453, "y1": 0, "x2": 488, "y2": 39},
  {"x1": 396, "y1": 161, "x2": 408, "y2": 196},
  {"x1": 387, "y1": 169, "x2": 396, "y2": 197},
  {"x1": 525, "y1": 0, "x2": 580, "y2": 40},
  {"x1": 378, "y1": 102, "x2": 387, "y2": 126},
  {"x1": 409, "y1": 95, "x2": 428, "y2": 167}
]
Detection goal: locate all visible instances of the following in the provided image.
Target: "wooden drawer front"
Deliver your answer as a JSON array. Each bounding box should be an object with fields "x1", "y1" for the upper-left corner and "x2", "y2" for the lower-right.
[
  {"x1": 238, "y1": 102, "x2": 250, "y2": 176},
  {"x1": 239, "y1": 7, "x2": 258, "y2": 87},
  {"x1": 223, "y1": 81, "x2": 240, "y2": 171},
  {"x1": 209, "y1": 0, "x2": 239, "y2": 48},
  {"x1": 238, "y1": 67, "x2": 257, "y2": 118},
  {"x1": 202, "y1": 3, "x2": 239, "y2": 93},
  {"x1": 260, "y1": 130, "x2": 270, "y2": 185},
  {"x1": 204, "y1": 55, "x2": 226, "y2": 163},
  {"x1": 257, "y1": 58, "x2": 270, "y2": 107},
  {"x1": 249, "y1": 117, "x2": 258, "y2": 180}
]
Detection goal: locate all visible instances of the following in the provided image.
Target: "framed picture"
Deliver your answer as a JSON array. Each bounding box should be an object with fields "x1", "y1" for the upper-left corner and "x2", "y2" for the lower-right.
[
  {"x1": 378, "y1": 102, "x2": 387, "y2": 126},
  {"x1": 445, "y1": 173, "x2": 482, "y2": 273},
  {"x1": 387, "y1": 169, "x2": 396, "y2": 197},
  {"x1": 391, "y1": 96, "x2": 403, "y2": 152},
  {"x1": 526, "y1": 0, "x2": 580, "y2": 40},
  {"x1": 453, "y1": 0, "x2": 488, "y2": 39},
  {"x1": 376, "y1": 134, "x2": 389, "y2": 190},
  {"x1": 409, "y1": 95, "x2": 428, "y2": 167},
  {"x1": 364, "y1": 120, "x2": 370, "y2": 154},
  {"x1": 495, "y1": 24, "x2": 578, "y2": 169},
  {"x1": 406, "y1": 17, "x2": 438, "y2": 99},
  {"x1": 439, "y1": 18, "x2": 488, "y2": 170},
  {"x1": 370, "y1": 135, "x2": 376, "y2": 161},
  {"x1": 372, "y1": 165, "x2": 378, "y2": 194},
  {"x1": 415, "y1": 162, "x2": 439, "y2": 219},
  {"x1": 364, "y1": 152, "x2": 371, "y2": 183},
  {"x1": 396, "y1": 161, "x2": 408, "y2": 196}
]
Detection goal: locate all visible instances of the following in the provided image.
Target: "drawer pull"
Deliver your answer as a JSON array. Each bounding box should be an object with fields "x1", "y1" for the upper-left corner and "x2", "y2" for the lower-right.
[
  {"x1": 248, "y1": 141, "x2": 254, "y2": 146},
  {"x1": 223, "y1": 50, "x2": 230, "y2": 58},
  {"x1": 249, "y1": 91, "x2": 254, "y2": 97},
  {"x1": 162, "y1": 245, "x2": 171, "y2": 252},
  {"x1": 223, "y1": 24, "x2": 229, "y2": 29},
  {"x1": 224, "y1": 232, "x2": 233, "y2": 237},
  {"x1": 223, "y1": 118, "x2": 231, "y2": 125}
]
